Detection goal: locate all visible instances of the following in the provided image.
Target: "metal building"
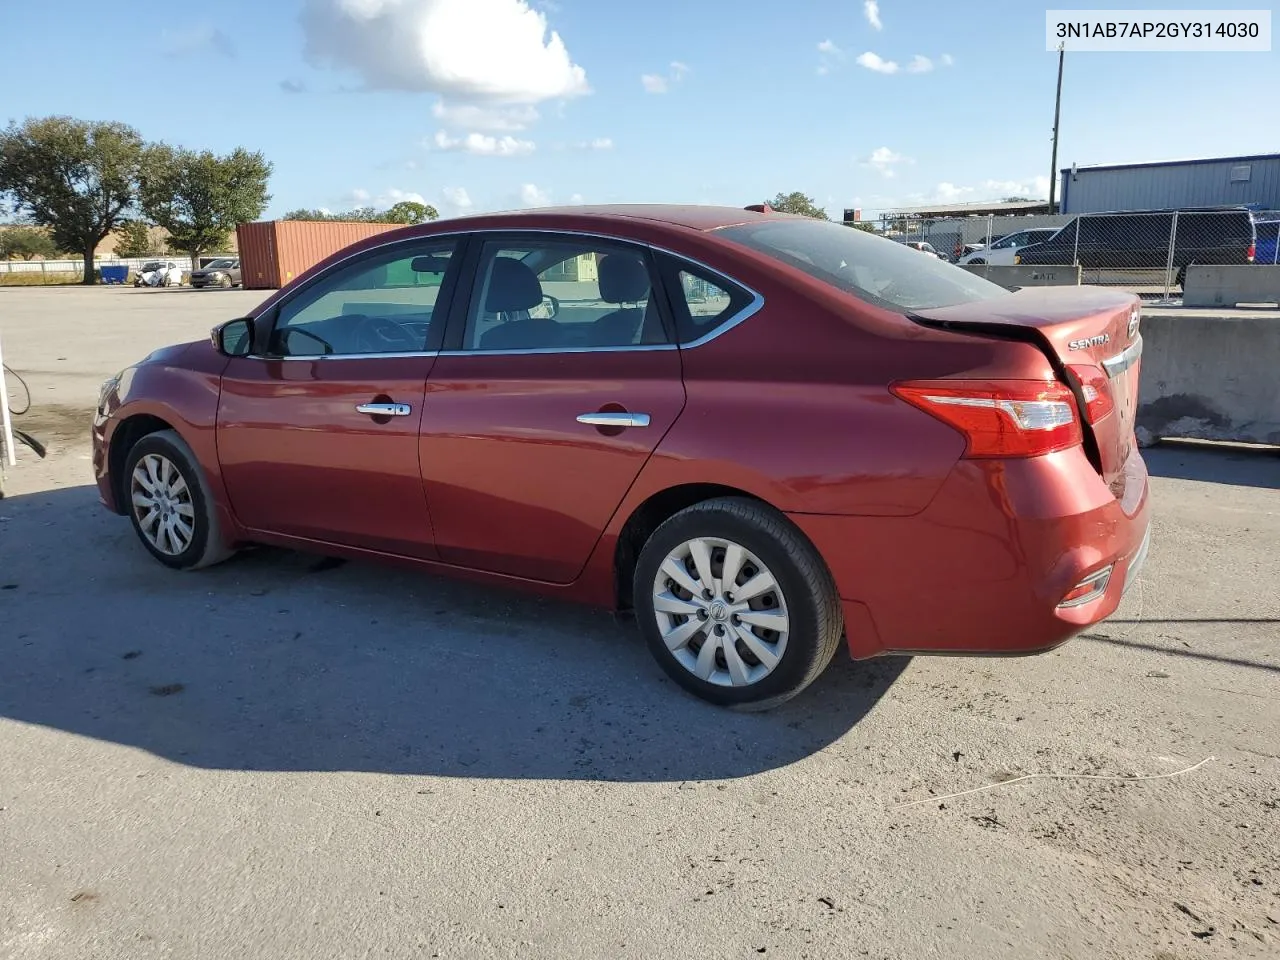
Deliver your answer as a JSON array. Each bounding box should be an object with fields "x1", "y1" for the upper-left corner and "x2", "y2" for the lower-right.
[{"x1": 1060, "y1": 154, "x2": 1280, "y2": 214}]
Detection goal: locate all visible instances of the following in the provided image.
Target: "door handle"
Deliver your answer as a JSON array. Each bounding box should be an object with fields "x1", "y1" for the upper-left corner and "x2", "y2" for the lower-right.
[
  {"x1": 576, "y1": 412, "x2": 651, "y2": 428},
  {"x1": 356, "y1": 402, "x2": 412, "y2": 417}
]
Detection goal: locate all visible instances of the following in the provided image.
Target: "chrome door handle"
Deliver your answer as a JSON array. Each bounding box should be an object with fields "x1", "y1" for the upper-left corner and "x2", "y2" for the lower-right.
[
  {"x1": 356, "y1": 402, "x2": 412, "y2": 417},
  {"x1": 576, "y1": 412, "x2": 651, "y2": 428}
]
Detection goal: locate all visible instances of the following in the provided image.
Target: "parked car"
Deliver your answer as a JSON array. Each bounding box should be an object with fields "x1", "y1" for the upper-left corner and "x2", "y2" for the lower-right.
[
  {"x1": 133, "y1": 261, "x2": 183, "y2": 287},
  {"x1": 900, "y1": 240, "x2": 948, "y2": 260},
  {"x1": 959, "y1": 227, "x2": 1061, "y2": 265},
  {"x1": 189, "y1": 258, "x2": 242, "y2": 289},
  {"x1": 1253, "y1": 218, "x2": 1279, "y2": 265},
  {"x1": 1015, "y1": 207, "x2": 1257, "y2": 286},
  {"x1": 92, "y1": 206, "x2": 1151, "y2": 708}
]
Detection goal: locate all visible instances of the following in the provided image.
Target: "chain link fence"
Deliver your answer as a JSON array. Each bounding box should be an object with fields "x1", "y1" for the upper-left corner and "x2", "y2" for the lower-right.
[{"x1": 883, "y1": 209, "x2": 1279, "y2": 301}]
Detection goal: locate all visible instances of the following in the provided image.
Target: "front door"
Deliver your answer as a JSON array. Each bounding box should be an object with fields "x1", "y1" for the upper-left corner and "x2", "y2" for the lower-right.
[
  {"x1": 217, "y1": 238, "x2": 460, "y2": 559},
  {"x1": 419, "y1": 233, "x2": 685, "y2": 583}
]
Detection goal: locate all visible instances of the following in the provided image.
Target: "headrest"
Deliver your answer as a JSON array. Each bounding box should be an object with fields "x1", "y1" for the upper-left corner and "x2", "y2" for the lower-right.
[
  {"x1": 484, "y1": 257, "x2": 543, "y2": 313},
  {"x1": 598, "y1": 254, "x2": 650, "y2": 304}
]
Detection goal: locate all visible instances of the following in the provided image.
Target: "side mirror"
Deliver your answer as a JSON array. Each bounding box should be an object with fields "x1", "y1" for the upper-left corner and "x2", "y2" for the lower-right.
[{"x1": 212, "y1": 317, "x2": 255, "y2": 357}]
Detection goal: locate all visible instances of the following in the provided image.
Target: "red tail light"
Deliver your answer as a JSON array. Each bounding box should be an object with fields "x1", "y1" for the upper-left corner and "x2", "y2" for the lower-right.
[
  {"x1": 891, "y1": 380, "x2": 1083, "y2": 458},
  {"x1": 1066, "y1": 363, "x2": 1115, "y2": 424},
  {"x1": 1247, "y1": 242, "x2": 1256, "y2": 263}
]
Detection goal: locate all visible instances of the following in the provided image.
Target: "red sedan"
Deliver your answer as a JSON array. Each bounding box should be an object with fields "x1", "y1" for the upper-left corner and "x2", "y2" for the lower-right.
[{"x1": 92, "y1": 205, "x2": 1151, "y2": 708}]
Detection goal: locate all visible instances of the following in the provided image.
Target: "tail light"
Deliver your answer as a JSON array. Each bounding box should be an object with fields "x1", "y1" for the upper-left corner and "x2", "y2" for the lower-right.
[
  {"x1": 1065, "y1": 363, "x2": 1115, "y2": 424},
  {"x1": 1247, "y1": 242, "x2": 1256, "y2": 263},
  {"x1": 891, "y1": 380, "x2": 1083, "y2": 458}
]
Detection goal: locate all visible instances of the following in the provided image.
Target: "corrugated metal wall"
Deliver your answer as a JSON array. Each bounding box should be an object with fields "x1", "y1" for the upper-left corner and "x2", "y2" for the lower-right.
[
  {"x1": 1061, "y1": 156, "x2": 1280, "y2": 214},
  {"x1": 235, "y1": 221, "x2": 407, "y2": 290}
]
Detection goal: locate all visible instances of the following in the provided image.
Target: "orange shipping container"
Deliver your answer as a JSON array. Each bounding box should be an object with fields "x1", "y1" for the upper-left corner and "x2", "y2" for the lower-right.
[{"x1": 235, "y1": 220, "x2": 405, "y2": 290}]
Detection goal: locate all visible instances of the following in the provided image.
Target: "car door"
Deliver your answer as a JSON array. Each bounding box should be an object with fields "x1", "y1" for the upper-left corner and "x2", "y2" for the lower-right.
[
  {"x1": 217, "y1": 237, "x2": 461, "y2": 559},
  {"x1": 417, "y1": 232, "x2": 686, "y2": 583}
]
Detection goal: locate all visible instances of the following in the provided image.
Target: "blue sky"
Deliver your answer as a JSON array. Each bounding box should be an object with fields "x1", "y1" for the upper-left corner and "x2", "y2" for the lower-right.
[{"x1": 2, "y1": 0, "x2": 1274, "y2": 219}]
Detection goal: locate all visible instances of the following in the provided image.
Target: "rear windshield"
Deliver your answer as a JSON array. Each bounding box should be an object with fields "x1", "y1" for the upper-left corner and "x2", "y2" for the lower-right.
[{"x1": 718, "y1": 218, "x2": 1010, "y2": 313}]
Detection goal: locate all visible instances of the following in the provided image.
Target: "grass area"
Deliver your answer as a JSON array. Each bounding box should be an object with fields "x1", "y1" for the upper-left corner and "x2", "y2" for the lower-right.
[{"x1": 0, "y1": 272, "x2": 90, "y2": 286}]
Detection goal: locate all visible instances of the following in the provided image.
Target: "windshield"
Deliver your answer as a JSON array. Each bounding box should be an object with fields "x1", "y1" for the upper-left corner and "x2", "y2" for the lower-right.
[
  {"x1": 719, "y1": 218, "x2": 1010, "y2": 312},
  {"x1": 141, "y1": 262, "x2": 163, "y2": 271}
]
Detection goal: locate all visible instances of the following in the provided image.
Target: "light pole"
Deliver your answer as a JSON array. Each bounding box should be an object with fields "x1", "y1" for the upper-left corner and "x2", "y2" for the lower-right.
[{"x1": 1048, "y1": 42, "x2": 1065, "y2": 213}]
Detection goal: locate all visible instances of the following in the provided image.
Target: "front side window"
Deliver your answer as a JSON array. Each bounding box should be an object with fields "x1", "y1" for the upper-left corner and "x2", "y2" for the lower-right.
[
  {"x1": 719, "y1": 218, "x2": 1008, "y2": 313},
  {"x1": 268, "y1": 241, "x2": 455, "y2": 357},
  {"x1": 462, "y1": 238, "x2": 667, "y2": 351}
]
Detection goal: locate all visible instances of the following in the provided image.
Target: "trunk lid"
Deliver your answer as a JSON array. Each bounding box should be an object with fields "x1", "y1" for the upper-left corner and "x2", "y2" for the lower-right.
[{"x1": 909, "y1": 286, "x2": 1143, "y2": 496}]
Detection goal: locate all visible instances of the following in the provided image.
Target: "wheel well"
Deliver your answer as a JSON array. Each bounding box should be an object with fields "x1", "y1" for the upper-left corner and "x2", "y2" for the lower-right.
[
  {"x1": 107, "y1": 414, "x2": 173, "y2": 514},
  {"x1": 613, "y1": 483, "x2": 766, "y2": 611}
]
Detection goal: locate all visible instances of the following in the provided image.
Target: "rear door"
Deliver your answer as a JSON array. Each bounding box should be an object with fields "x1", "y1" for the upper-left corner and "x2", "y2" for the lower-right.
[
  {"x1": 217, "y1": 238, "x2": 460, "y2": 558},
  {"x1": 418, "y1": 232, "x2": 686, "y2": 582}
]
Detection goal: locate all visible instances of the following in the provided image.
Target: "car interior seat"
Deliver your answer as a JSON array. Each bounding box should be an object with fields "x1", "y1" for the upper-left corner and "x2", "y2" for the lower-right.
[
  {"x1": 589, "y1": 254, "x2": 653, "y2": 346},
  {"x1": 477, "y1": 257, "x2": 557, "y2": 350}
]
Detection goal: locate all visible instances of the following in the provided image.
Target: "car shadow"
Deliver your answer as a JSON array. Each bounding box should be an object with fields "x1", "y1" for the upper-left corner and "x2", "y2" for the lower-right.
[
  {"x1": 0, "y1": 484, "x2": 907, "y2": 782},
  {"x1": 1143, "y1": 441, "x2": 1280, "y2": 489}
]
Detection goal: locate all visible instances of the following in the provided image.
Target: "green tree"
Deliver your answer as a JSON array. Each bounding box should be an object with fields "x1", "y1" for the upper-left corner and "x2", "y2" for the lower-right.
[
  {"x1": 283, "y1": 203, "x2": 439, "y2": 224},
  {"x1": 141, "y1": 145, "x2": 272, "y2": 266},
  {"x1": 113, "y1": 220, "x2": 156, "y2": 258},
  {"x1": 847, "y1": 221, "x2": 878, "y2": 233},
  {"x1": 0, "y1": 116, "x2": 146, "y2": 283},
  {"x1": 383, "y1": 200, "x2": 438, "y2": 224},
  {"x1": 0, "y1": 225, "x2": 60, "y2": 260},
  {"x1": 768, "y1": 191, "x2": 829, "y2": 220}
]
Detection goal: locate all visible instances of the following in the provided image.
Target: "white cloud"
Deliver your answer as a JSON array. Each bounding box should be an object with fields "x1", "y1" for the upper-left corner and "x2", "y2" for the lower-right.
[
  {"x1": 575, "y1": 137, "x2": 613, "y2": 150},
  {"x1": 941, "y1": 53, "x2": 955, "y2": 66},
  {"x1": 520, "y1": 183, "x2": 551, "y2": 207},
  {"x1": 641, "y1": 61, "x2": 689, "y2": 94},
  {"x1": 864, "y1": 0, "x2": 882, "y2": 31},
  {"x1": 345, "y1": 187, "x2": 427, "y2": 208},
  {"x1": 433, "y1": 130, "x2": 536, "y2": 156},
  {"x1": 569, "y1": 193, "x2": 585, "y2": 204},
  {"x1": 817, "y1": 39, "x2": 841, "y2": 54},
  {"x1": 856, "y1": 51, "x2": 899, "y2": 74},
  {"x1": 300, "y1": 0, "x2": 589, "y2": 102},
  {"x1": 982, "y1": 176, "x2": 1051, "y2": 199},
  {"x1": 440, "y1": 186, "x2": 473, "y2": 216},
  {"x1": 862, "y1": 146, "x2": 913, "y2": 177},
  {"x1": 161, "y1": 23, "x2": 235, "y2": 58},
  {"x1": 817, "y1": 39, "x2": 845, "y2": 74},
  {"x1": 906, "y1": 55, "x2": 934, "y2": 74},
  {"x1": 933, "y1": 183, "x2": 976, "y2": 202},
  {"x1": 432, "y1": 101, "x2": 540, "y2": 131}
]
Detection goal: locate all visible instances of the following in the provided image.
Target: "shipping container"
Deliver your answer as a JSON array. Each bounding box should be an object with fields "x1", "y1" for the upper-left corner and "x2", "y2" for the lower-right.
[{"x1": 235, "y1": 220, "x2": 405, "y2": 290}]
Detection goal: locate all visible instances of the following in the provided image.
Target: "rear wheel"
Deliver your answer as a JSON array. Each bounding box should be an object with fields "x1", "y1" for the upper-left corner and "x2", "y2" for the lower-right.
[
  {"x1": 123, "y1": 430, "x2": 233, "y2": 570},
  {"x1": 633, "y1": 497, "x2": 843, "y2": 709}
]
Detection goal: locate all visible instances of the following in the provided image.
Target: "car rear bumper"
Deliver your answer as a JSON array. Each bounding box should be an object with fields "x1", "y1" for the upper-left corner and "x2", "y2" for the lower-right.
[{"x1": 789, "y1": 447, "x2": 1151, "y2": 658}]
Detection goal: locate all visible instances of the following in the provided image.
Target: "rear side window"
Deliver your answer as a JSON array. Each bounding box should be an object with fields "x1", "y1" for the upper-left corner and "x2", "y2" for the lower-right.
[
  {"x1": 718, "y1": 218, "x2": 1007, "y2": 313},
  {"x1": 656, "y1": 255, "x2": 755, "y2": 345}
]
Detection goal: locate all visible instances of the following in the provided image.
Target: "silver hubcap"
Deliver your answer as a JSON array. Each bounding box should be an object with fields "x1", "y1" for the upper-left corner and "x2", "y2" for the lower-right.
[
  {"x1": 130, "y1": 454, "x2": 196, "y2": 556},
  {"x1": 651, "y1": 536, "x2": 790, "y2": 688}
]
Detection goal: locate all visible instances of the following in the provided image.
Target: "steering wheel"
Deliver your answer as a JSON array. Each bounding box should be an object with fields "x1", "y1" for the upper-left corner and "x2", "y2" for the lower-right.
[{"x1": 355, "y1": 314, "x2": 418, "y2": 353}]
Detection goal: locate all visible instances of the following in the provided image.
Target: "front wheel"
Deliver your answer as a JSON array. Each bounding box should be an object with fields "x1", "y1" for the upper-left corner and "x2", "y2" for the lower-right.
[
  {"x1": 123, "y1": 430, "x2": 234, "y2": 570},
  {"x1": 633, "y1": 497, "x2": 844, "y2": 709}
]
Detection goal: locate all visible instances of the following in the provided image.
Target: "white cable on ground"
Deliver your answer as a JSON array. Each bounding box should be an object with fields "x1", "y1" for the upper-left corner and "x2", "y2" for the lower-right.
[
  {"x1": 0, "y1": 329, "x2": 16, "y2": 468},
  {"x1": 894, "y1": 756, "x2": 1215, "y2": 808}
]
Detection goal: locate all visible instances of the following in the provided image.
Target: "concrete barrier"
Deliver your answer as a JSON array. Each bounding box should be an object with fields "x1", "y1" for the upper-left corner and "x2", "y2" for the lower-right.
[
  {"x1": 960, "y1": 264, "x2": 1081, "y2": 288},
  {"x1": 1183, "y1": 265, "x2": 1280, "y2": 308},
  {"x1": 1136, "y1": 309, "x2": 1280, "y2": 446}
]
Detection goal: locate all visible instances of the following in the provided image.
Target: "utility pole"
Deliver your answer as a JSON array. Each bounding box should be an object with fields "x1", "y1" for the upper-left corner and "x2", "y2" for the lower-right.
[{"x1": 1048, "y1": 42, "x2": 1065, "y2": 213}]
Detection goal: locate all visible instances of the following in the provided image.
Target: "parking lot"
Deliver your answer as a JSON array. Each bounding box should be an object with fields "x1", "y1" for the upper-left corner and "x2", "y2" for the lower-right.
[{"x1": 1, "y1": 286, "x2": 1278, "y2": 959}]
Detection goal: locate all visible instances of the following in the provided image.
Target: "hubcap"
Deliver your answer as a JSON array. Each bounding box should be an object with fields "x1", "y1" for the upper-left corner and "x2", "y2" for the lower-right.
[
  {"x1": 651, "y1": 536, "x2": 790, "y2": 688},
  {"x1": 130, "y1": 453, "x2": 196, "y2": 556}
]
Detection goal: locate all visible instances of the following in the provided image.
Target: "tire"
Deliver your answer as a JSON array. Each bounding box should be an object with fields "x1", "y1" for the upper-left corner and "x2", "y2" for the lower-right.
[
  {"x1": 969, "y1": 258, "x2": 985, "y2": 266},
  {"x1": 633, "y1": 497, "x2": 844, "y2": 710},
  {"x1": 122, "y1": 429, "x2": 234, "y2": 571},
  {"x1": 220, "y1": 275, "x2": 233, "y2": 289}
]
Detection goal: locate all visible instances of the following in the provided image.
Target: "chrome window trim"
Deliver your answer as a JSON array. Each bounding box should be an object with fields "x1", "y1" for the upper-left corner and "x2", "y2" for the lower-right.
[
  {"x1": 1101, "y1": 335, "x2": 1143, "y2": 378},
  {"x1": 252, "y1": 226, "x2": 765, "y2": 360},
  {"x1": 242, "y1": 350, "x2": 442, "y2": 362}
]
